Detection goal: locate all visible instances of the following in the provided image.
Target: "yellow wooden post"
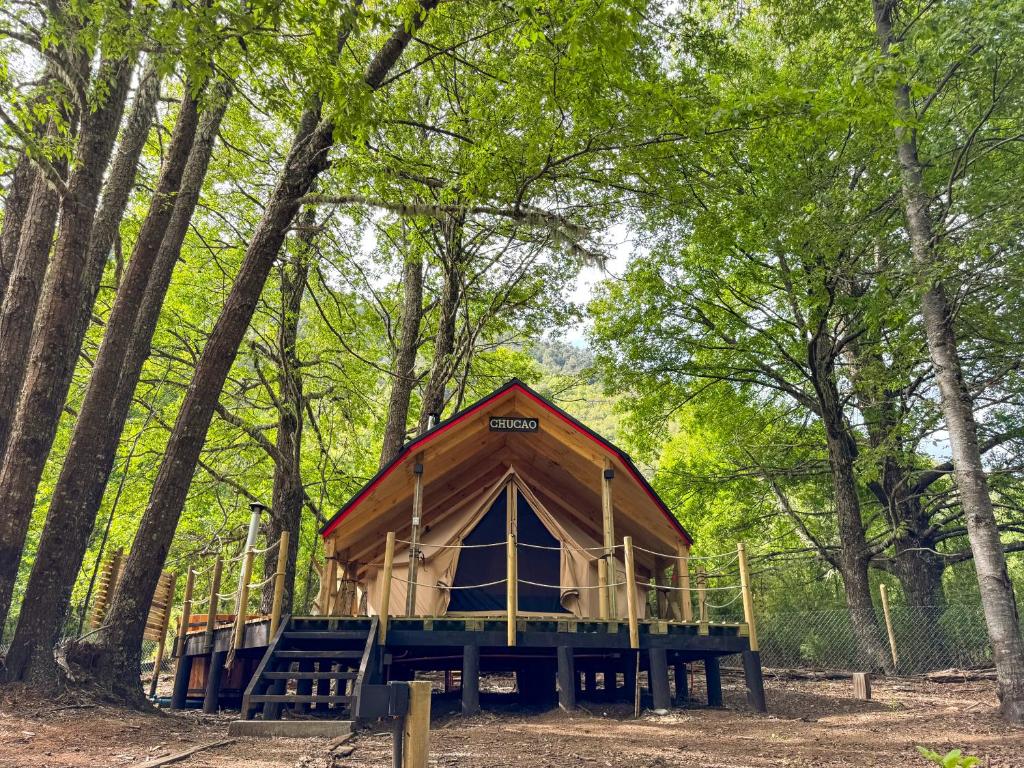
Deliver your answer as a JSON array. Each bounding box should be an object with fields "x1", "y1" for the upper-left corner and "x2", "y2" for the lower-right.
[
  {"x1": 879, "y1": 583, "x2": 898, "y2": 668},
  {"x1": 696, "y1": 565, "x2": 708, "y2": 635},
  {"x1": 232, "y1": 547, "x2": 255, "y2": 651},
  {"x1": 318, "y1": 537, "x2": 337, "y2": 616},
  {"x1": 507, "y1": 532, "x2": 517, "y2": 647},
  {"x1": 623, "y1": 536, "x2": 639, "y2": 650},
  {"x1": 175, "y1": 568, "x2": 196, "y2": 657},
  {"x1": 379, "y1": 532, "x2": 396, "y2": 645},
  {"x1": 676, "y1": 544, "x2": 692, "y2": 622},
  {"x1": 148, "y1": 571, "x2": 177, "y2": 698},
  {"x1": 205, "y1": 555, "x2": 223, "y2": 642},
  {"x1": 601, "y1": 462, "x2": 617, "y2": 618},
  {"x1": 737, "y1": 542, "x2": 758, "y2": 652},
  {"x1": 402, "y1": 680, "x2": 432, "y2": 768},
  {"x1": 597, "y1": 558, "x2": 609, "y2": 620},
  {"x1": 270, "y1": 531, "x2": 290, "y2": 636},
  {"x1": 406, "y1": 459, "x2": 425, "y2": 616}
]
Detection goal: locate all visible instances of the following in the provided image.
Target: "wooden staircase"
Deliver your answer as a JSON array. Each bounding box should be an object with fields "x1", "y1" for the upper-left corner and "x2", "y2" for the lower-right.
[{"x1": 242, "y1": 616, "x2": 381, "y2": 720}]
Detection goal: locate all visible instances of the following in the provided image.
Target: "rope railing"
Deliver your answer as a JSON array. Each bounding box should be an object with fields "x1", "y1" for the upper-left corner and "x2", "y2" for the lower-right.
[{"x1": 374, "y1": 530, "x2": 760, "y2": 654}]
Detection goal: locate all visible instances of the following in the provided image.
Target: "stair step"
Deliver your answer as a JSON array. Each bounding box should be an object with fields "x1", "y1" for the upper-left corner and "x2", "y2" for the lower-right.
[
  {"x1": 249, "y1": 694, "x2": 354, "y2": 704},
  {"x1": 283, "y1": 630, "x2": 369, "y2": 640},
  {"x1": 263, "y1": 670, "x2": 358, "y2": 680},
  {"x1": 275, "y1": 650, "x2": 363, "y2": 659}
]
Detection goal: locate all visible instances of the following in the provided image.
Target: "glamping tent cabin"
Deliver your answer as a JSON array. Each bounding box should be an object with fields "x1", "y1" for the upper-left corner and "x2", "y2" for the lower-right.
[
  {"x1": 173, "y1": 380, "x2": 765, "y2": 720},
  {"x1": 319, "y1": 378, "x2": 694, "y2": 622}
]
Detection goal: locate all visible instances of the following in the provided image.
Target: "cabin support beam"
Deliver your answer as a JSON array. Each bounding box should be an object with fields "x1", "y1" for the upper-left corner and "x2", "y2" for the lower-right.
[
  {"x1": 461, "y1": 645, "x2": 480, "y2": 715},
  {"x1": 743, "y1": 650, "x2": 767, "y2": 712},
  {"x1": 705, "y1": 656, "x2": 722, "y2": 707},
  {"x1": 557, "y1": 646, "x2": 576, "y2": 711},
  {"x1": 406, "y1": 460, "x2": 425, "y2": 616},
  {"x1": 170, "y1": 651, "x2": 193, "y2": 709},
  {"x1": 621, "y1": 651, "x2": 636, "y2": 704},
  {"x1": 584, "y1": 669, "x2": 597, "y2": 697},
  {"x1": 648, "y1": 648, "x2": 671, "y2": 710},
  {"x1": 673, "y1": 661, "x2": 688, "y2": 706},
  {"x1": 203, "y1": 649, "x2": 226, "y2": 713},
  {"x1": 601, "y1": 463, "x2": 616, "y2": 618}
]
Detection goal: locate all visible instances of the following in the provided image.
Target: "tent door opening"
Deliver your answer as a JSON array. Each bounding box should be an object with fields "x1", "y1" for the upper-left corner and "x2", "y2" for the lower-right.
[{"x1": 447, "y1": 481, "x2": 567, "y2": 614}]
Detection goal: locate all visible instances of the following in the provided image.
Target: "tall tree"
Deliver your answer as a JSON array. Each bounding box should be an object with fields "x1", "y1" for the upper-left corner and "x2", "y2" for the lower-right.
[{"x1": 872, "y1": 0, "x2": 1024, "y2": 722}]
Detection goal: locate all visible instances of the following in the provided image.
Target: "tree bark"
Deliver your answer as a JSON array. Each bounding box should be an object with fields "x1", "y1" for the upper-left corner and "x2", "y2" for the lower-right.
[
  {"x1": 0, "y1": 153, "x2": 42, "y2": 309},
  {"x1": 261, "y1": 212, "x2": 311, "y2": 615},
  {"x1": 417, "y1": 214, "x2": 464, "y2": 433},
  {"x1": 1, "y1": 80, "x2": 207, "y2": 685},
  {"x1": 0, "y1": 123, "x2": 66, "y2": 462},
  {"x1": 873, "y1": 0, "x2": 1024, "y2": 722},
  {"x1": 380, "y1": 252, "x2": 424, "y2": 465},
  {"x1": 0, "y1": 56, "x2": 135, "y2": 631},
  {"x1": 808, "y1": 333, "x2": 892, "y2": 672}
]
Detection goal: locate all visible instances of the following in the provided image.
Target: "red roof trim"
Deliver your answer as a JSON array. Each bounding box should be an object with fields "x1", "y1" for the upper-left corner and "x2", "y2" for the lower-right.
[{"x1": 320, "y1": 380, "x2": 692, "y2": 545}]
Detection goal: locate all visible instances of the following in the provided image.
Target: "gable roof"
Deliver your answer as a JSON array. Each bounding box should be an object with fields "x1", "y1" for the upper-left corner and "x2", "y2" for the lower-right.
[{"x1": 321, "y1": 379, "x2": 691, "y2": 548}]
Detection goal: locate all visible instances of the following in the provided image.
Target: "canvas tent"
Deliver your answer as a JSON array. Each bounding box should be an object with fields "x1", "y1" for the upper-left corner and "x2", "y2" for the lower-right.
[{"x1": 319, "y1": 379, "x2": 692, "y2": 620}]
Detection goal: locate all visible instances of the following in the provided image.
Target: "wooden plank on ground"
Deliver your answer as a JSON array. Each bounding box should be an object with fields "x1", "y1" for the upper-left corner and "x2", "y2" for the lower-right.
[{"x1": 130, "y1": 738, "x2": 234, "y2": 767}]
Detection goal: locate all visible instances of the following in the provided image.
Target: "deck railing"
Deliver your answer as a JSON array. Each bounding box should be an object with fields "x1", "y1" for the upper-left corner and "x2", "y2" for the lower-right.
[{"x1": 375, "y1": 533, "x2": 759, "y2": 653}]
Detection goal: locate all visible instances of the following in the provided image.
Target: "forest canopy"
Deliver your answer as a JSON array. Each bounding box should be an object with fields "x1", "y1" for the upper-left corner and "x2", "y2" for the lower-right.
[{"x1": 0, "y1": 0, "x2": 1023, "y2": 722}]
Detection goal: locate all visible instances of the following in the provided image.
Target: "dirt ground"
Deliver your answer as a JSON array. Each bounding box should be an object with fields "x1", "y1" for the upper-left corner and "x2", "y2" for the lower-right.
[{"x1": 1, "y1": 672, "x2": 1022, "y2": 768}]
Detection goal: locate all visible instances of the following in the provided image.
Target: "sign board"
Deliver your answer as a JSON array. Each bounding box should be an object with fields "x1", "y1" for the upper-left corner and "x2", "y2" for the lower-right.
[{"x1": 488, "y1": 415, "x2": 539, "y2": 432}]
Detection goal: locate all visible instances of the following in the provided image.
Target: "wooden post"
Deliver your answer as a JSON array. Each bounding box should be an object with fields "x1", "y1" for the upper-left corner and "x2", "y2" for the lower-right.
[
  {"x1": 705, "y1": 656, "x2": 722, "y2": 707},
  {"x1": 379, "y1": 532, "x2": 396, "y2": 645},
  {"x1": 270, "y1": 531, "x2": 289, "y2": 636},
  {"x1": 676, "y1": 544, "x2": 692, "y2": 622},
  {"x1": 175, "y1": 568, "x2": 196, "y2": 657},
  {"x1": 507, "y1": 531, "x2": 517, "y2": 647},
  {"x1": 597, "y1": 558, "x2": 609, "y2": 620},
  {"x1": 318, "y1": 538, "x2": 337, "y2": 615},
  {"x1": 151, "y1": 571, "x2": 178, "y2": 699},
  {"x1": 879, "y1": 583, "x2": 898, "y2": 669},
  {"x1": 648, "y1": 648, "x2": 671, "y2": 710},
  {"x1": 737, "y1": 542, "x2": 758, "y2": 652},
  {"x1": 696, "y1": 565, "x2": 708, "y2": 635},
  {"x1": 853, "y1": 672, "x2": 872, "y2": 700},
  {"x1": 205, "y1": 555, "x2": 223, "y2": 646},
  {"x1": 601, "y1": 463, "x2": 617, "y2": 618},
  {"x1": 623, "y1": 536, "x2": 639, "y2": 650},
  {"x1": 462, "y1": 645, "x2": 480, "y2": 715},
  {"x1": 406, "y1": 460, "x2": 424, "y2": 617},
  {"x1": 232, "y1": 547, "x2": 255, "y2": 652},
  {"x1": 402, "y1": 680, "x2": 432, "y2": 768},
  {"x1": 557, "y1": 646, "x2": 576, "y2": 711},
  {"x1": 653, "y1": 556, "x2": 669, "y2": 620}
]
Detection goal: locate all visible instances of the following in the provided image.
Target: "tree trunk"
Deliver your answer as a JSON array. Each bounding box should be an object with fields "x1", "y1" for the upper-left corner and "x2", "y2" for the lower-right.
[
  {"x1": 260, "y1": 215, "x2": 311, "y2": 615},
  {"x1": 0, "y1": 124, "x2": 65, "y2": 462},
  {"x1": 808, "y1": 334, "x2": 892, "y2": 671},
  {"x1": 873, "y1": 0, "x2": 1024, "y2": 722},
  {"x1": 380, "y1": 253, "x2": 424, "y2": 465},
  {"x1": 417, "y1": 214, "x2": 464, "y2": 433},
  {"x1": 0, "y1": 153, "x2": 42, "y2": 309},
  {"x1": 1, "y1": 81, "x2": 206, "y2": 685},
  {"x1": 0, "y1": 57, "x2": 135, "y2": 631},
  {"x1": 73, "y1": 3, "x2": 437, "y2": 702}
]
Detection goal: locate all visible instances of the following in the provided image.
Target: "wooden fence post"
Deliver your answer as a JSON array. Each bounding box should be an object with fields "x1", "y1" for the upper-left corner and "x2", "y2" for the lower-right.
[
  {"x1": 205, "y1": 555, "x2": 223, "y2": 648},
  {"x1": 233, "y1": 547, "x2": 255, "y2": 652},
  {"x1": 402, "y1": 680, "x2": 432, "y2": 768},
  {"x1": 270, "y1": 531, "x2": 290, "y2": 636},
  {"x1": 737, "y1": 542, "x2": 758, "y2": 652},
  {"x1": 379, "y1": 532, "x2": 396, "y2": 645},
  {"x1": 697, "y1": 566, "x2": 708, "y2": 635},
  {"x1": 879, "y1": 583, "x2": 898, "y2": 669},
  {"x1": 623, "y1": 536, "x2": 639, "y2": 650},
  {"x1": 676, "y1": 544, "x2": 692, "y2": 622}
]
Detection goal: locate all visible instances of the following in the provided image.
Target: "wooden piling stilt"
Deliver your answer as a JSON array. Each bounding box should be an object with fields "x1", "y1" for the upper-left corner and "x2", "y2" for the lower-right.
[
  {"x1": 203, "y1": 649, "x2": 227, "y2": 714},
  {"x1": 705, "y1": 656, "x2": 722, "y2": 707},
  {"x1": 461, "y1": 645, "x2": 480, "y2": 715},
  {"x1": 648, "y1": 648, "x2": 671, "y2": 710},
  {"x1": 557, "y1": 646, "x2": 576, "y2": 711},
  {"x1": 673, "y1": 661, "x2": 688, "y2": 706}
]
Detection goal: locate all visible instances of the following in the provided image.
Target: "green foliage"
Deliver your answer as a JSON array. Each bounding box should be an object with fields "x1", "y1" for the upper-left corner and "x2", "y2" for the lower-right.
[{"x1": 916, "y1": 747, "x2": 981, "y2": 768}]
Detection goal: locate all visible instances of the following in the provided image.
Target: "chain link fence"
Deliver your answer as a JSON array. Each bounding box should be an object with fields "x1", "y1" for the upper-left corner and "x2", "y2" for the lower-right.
[{"x1": 753, "y1": 603, "x2": 995, "y2": 674}]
